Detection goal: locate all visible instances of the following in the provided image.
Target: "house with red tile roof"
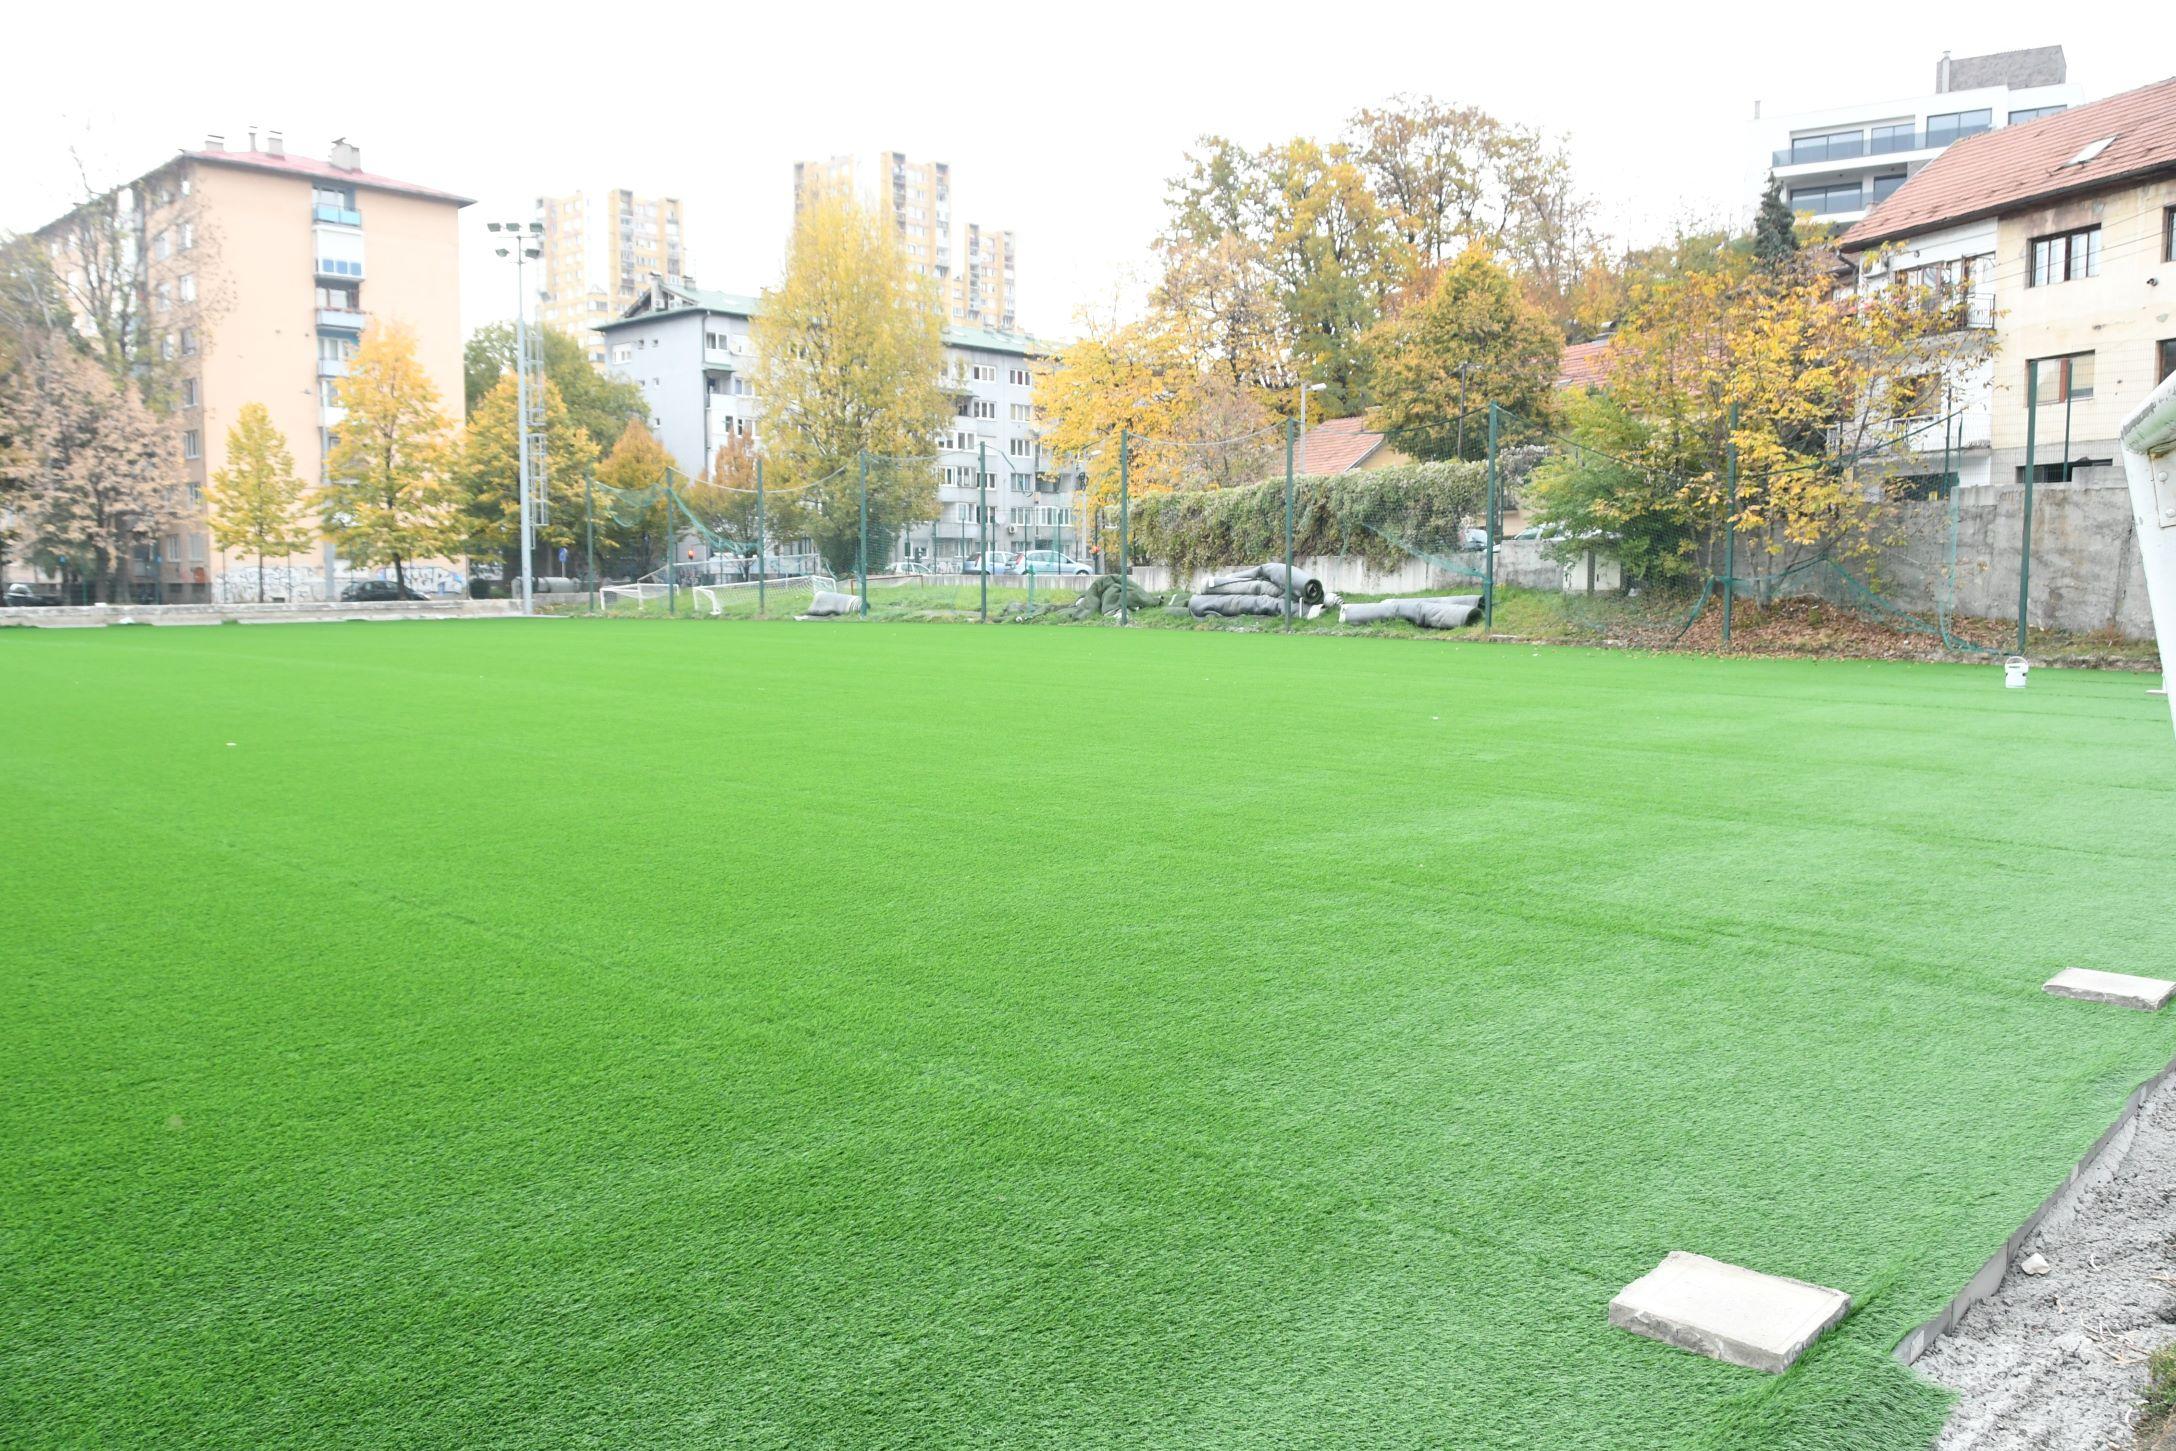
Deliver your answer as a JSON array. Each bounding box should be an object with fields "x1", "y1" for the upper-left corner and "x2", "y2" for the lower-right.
[
  {"x1": 1294, "y1": 415, "x2": 1412, "y2": 475},
  {"x1": 1839, "y1": 76, "x2": 2176, "y2": 491},
  {"x1": 1555, "y1": 337, "x2": 1614, "y2": 392}
]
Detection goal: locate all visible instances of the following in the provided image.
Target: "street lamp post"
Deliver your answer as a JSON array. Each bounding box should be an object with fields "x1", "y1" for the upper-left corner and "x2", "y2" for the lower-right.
[
  {"x1": 1297, "y1": 380, "x2": 1327, "y2": 450},
  {"x1": 488, "y1": 219, "x2": 545, "y2": 615}
]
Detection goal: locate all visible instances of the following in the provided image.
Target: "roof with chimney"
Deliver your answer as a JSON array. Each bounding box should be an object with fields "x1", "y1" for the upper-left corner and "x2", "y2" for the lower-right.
[
  {"x1": 181, "y1": 141, "x2": 473, "y2": 206},
  {"x1": 1839, "y1": 74, "x2": 2176, "y2": 251}
]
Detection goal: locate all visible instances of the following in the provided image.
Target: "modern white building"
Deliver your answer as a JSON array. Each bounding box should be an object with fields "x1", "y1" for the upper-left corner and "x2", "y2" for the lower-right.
[
  {"x1": 597, "y1": 280, "x2": 1079, "y2": 565},
  {"x1": 1753, "y1": 47, "x2": 2083, "y2": 226}
]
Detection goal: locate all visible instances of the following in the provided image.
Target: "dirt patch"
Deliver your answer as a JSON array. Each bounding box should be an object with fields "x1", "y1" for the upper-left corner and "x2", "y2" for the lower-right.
[{"x1": 1917, "y1": 1078, "x2": 2176, "y2": 1449}]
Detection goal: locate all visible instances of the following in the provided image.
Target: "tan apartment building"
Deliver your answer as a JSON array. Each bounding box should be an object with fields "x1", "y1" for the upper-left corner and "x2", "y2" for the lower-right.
[
  {"x1": 536, "y1": 189, "x2": 687, "y2": 362},
  {"x1": 1841, "y1": 76, "x2": 2176, "y2": 489},
  {"x1": 38, "y1": 131, "x2": 469, "y2": 601},
  {"x1": 793, "y1": 151, "x2": 1015, "y2": 330}
]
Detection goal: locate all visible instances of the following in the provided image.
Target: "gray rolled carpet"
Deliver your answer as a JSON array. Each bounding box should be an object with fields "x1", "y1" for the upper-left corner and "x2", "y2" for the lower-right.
[
  {"x1": 1203, "y1": 563, "x2": 1325, "y2": 608},
  {"x1": 1188, "y1": 593, "x2": 1294, "y2": 619},
  {"x1": 803, "y1": 591, "x2": 860, "y2": 618},
  {"x1": 1340, "y1": 596, "x2": 1483, "y2": 629}
]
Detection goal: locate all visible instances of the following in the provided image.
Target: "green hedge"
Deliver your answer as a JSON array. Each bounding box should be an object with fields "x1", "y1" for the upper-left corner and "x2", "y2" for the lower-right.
[{"x1": 1129, "y1": 462, "x2": 1488, "y2": 575}]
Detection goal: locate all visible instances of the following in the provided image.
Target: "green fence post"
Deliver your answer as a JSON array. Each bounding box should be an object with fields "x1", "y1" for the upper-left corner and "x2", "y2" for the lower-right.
[
  {"x1": 1118, "y1": 427, "x2": 1131, "y2": 627},
  {"x1": 583, "y1": 473, "x2": 597, "y2": 614},
  {"x1": 1485, "y1": 402, "x2": 1500, "y2": 632},
  {"x1": 2018, "y1": 365, "x2": 2039, "y2": 655},
  {"x1": 1939, "y1": 398, "x2": 1956, "y2": 644},
  {"x1": 1722, "y1": 401, "x2": 1737, "y2": 647},
  {"x1": 1283, "y1": 416, "x2": 1296, "y2": 632},
  {"x1": 978, "y1": 442, "x2": 990, "y2": 623},
  {"x1": 858, "y1": 451, "x2": 869, "y2": 617},
  {"x1": 666, "y1": 479, "x2": 678, "y2": 618},
  {"x1": 755, "y1": 457, "x2": 767, "y2": 619}
]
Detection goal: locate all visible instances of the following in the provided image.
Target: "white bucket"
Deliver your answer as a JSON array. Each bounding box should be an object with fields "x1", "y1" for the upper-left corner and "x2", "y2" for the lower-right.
[{"x1": 2005, "y1": 656, "x2": 2030, "y2": 689}]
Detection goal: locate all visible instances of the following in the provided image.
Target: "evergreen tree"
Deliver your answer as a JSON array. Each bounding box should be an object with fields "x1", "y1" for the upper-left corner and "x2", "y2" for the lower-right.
[{"x1": 1753, "y1": 174, "x2": 1798, "y2": 268}]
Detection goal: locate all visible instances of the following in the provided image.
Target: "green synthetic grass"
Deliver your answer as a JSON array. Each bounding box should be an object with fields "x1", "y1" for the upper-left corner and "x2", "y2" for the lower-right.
[{"x1": 6, "y1": 620, "x2": 2175, "y2": 1449}]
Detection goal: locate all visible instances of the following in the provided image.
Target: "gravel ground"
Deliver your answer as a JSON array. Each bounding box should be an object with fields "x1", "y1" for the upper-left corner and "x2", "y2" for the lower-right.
[{"x1": 1919, "y1": 1078, "x2": 2176, "y2": 1449}]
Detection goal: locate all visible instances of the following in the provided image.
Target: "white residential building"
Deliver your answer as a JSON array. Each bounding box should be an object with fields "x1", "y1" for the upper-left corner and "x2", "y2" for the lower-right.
[
  {"x1": 1753, "y1": 47, "x2": 2083, "y2": 226},
  {"x1": 597, "y1": 280, "x2": 1077, "y2": 566}
]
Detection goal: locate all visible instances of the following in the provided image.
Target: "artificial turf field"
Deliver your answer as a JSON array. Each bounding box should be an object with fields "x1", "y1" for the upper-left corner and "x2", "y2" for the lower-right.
[{"x1": 6, "y1": 619, "x2": 2176, "y2": 1450}]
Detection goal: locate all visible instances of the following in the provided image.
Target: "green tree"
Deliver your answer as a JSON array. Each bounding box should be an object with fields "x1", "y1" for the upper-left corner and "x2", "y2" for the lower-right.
[
  {"x1": 1753, "y1": 175, "x2": 1798, "y2": 268},
  {"x1": 1366, "y1": 245, "x2": 1562, "y2": 460},
  {"x1": 322, "y1": 322, "x2": 454, "y2": 592},
  {"x1": 454, "y1": 371, "x2": 601, "y2": 578},
  {"x1": 206, "y1": 402, "x2": 314, "y2": 601},
  {"x1": 593, "y1": 418, "x2": 678, "y2": 578},
  {"x1": 463, "y1": 322, "x2": 648, "y2": 455},
  {"x1": 751, "y1": 191, "x2": 949, "y2": 574}
]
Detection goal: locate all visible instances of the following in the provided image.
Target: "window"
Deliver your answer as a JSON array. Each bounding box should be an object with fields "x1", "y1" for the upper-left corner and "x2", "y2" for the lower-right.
[
  {"x1": 318, "y1": 334, "x2": 357, "y2": 363},
  {"x1": 1925, "y1": 108, "x2": 1993, "y2": 146},
  {"x1": 1008, "y1": 367, "x2": 1030, "y2": 386},
  {"x1": 153, "y1": 229, "x2": 172, "y2": 261},
  {"x1": 1008, "y1": 437, "x2": 1035, "y2": 459},
  {"x1": 1888, "y1": 472, "x2": 1959, "y2": 501},
  {"x1": 970, "y1": 364, "x2": 997, "y2": 382},
  {"x1": 316, "y1": 284, "x2": 359, "y2": 311},
  {"x1": 2019, "y1": 457, "x2": 2110, "y2": 484},
  {"x1": 1869, "y1": 122, "x2": 1917, "y2": 154},
  {"x1": 178, "y1": 274, "x2": 195, "y2": 305},
  {"x1": 2009, "y1": 105, "x2": 2066, "y2": 126},
  {"x1": 1009, "y1": 403, "x2": 1032, "y2": 422},
  {"x1": 179, "y1": 327, "x2": 198, "y2": 357},
  {"x1": 154, "y1": 281, "x2": 172, "y2": 314},
  {"x1": 2029, "y1": 352, "x2": 2094, "y2": 404},
  {"x1": 178, "y1": 222, "x2": 194, "y2": 252},
  {"x1": 967, "y1": 399, "x2": 996, "y2": 420},
  {"x1": 2029, "y1": 226, "x2": 2100, "y2": 286},
  {"x1": 182, "y1": 429, "x2": 200, "y2": 460},
  {"x1": 180, "y1": 377, "x2": 198, "y2": 409},
  {"x1": 612, "y1": 344, "x2": 632, "y2": 364},
  {"x1": 2165, "y1": 206, "x2": 2175, "y2": 264},
  {"x1": 1788, "y1": 183, "x2": 1863, "y2": 216},
  {"x1": 2159, "y1": 338, "x2": 2176, "y2": 386},
  {"x1": 1869, "y1": 174, "x2": 1907, "y2": 204},
  {"x1": 312, "y1": 185, "x2": 354, "y2": 209},
  {"x1": 1789, "y1": 129, "x2": 1864, "y2": 164}
]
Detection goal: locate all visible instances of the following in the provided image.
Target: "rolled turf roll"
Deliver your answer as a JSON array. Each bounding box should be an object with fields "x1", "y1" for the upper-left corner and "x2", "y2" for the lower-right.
[
  {"x1": 1340, "y1": 596, "x2": 1482, "y2": 628},
  {"x1": 1188, "y1": 593, "x2": 1293, "y2": 618},
  {"x1": 1202, "y1": 563, "x2": 1325, "y2": 608},
  {"x1": 804, "y1": 591, "x2": 860, "y2": 617}
]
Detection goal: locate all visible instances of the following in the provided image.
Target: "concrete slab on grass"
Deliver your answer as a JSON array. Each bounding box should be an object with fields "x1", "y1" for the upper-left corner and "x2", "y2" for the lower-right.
[
  {"x1": 2043, "y1": 968, "x2": 2176, "y2": 1012},
  {"x1": 1608, "y1": 1251, "x2": 1851, "y2": 1374}
]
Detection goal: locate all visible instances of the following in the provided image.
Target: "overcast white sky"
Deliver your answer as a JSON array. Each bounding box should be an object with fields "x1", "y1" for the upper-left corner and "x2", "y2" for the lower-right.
[{"x1": 3, "y1": 0, "x2": 2166, "y2": 341}]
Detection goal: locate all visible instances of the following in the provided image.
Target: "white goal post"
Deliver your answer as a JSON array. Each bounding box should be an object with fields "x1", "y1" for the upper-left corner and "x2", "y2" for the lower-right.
[{"x1": 2120, "y1": 369, "x2": 2176, "y2": 736}]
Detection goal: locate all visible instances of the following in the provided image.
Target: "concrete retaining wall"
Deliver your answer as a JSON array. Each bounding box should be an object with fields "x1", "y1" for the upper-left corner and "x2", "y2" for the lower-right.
[
  {"x1": 0, "y1": 599, "x2": 520, "y2": 629},
  {"x1": 1131, "y1": 543, "x2": 1620, "y2": 600}
]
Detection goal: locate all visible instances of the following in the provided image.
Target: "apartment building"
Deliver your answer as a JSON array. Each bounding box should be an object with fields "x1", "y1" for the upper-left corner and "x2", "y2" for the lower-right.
[
  {"x1": 793, "y1": 152, "x2": 1016, "y2": 330},
  {"x1": 1754, "y1": 47, "x2": 2083, "y2": 226},
  {"x1": 1839, "y1": 76, "x2": 2176, "y2": 492},
  {"x1": 35, "y1": 131, "x2": 469, "y2": 600},
  {"x1": 536, "y1": 189, "x2": 688, "y2": 363},
  {"x1": 597, "y1": 280, "x2": 1070, "y2": 563}
]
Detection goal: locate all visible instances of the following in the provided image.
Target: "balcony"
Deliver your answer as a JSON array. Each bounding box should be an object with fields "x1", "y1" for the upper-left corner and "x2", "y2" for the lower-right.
[
  {"x1": 312, "y1": 203, "x2": 361, "y2": 227},
  {"x1": 315, "y1": 257, "x2": 365, "y2": 281},
  {"x1": 317, "y1": 356, "x2": 349, "y2": 380},
  {"x1": 702, "y1": 347, "x2": 735, "y2": 368},
  {"x1": 317, "y1": 307, "x2": 368, "y2": 332}
]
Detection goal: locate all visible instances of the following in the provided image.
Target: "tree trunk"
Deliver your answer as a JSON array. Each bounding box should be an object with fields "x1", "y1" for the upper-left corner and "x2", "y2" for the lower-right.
[
  {"x1": 258, "y1": 554, "x2": 267, "y2": 604},
  {"x1": 393, "y1": 555, "x2": 407, "y2": 593}
]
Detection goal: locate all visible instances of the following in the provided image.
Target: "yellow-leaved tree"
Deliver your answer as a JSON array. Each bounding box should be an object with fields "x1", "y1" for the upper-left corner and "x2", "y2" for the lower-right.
[
  {"x1": 454, "y1": 370, "x2": 600, "y2": 579},
  {"x1": 593, "y1": 418, "x2": 677, "y2": 579},
  {"x1": 751, "y1": 191, "x2": 949, "y2": 573},
  {"x1": 323, "y1": 322, "x2": 455, "y2": 593},
  {"x1": 206, "y1": 401, "x2": 314, "y2": 602},
  {"x1": 1366, "y1": 244, "x2": 1563, "y2": 460}
]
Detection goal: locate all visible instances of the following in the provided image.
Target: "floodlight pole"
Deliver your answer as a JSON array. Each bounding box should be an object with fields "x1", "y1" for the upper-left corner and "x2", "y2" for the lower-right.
[
  {"x1": 512, "y1": 240, "x2": 536, "y2": 617},
  {"x1": 755, "y1": 457, "x2": 767, "y2": 619},
  {"x1": 858, "y1": 450, "x2": 869, "y2": 617},
  {"x1": 1118, "y1": 428, "x2": 1131, "y2": 626},
  {"x1": 1722, "y1": 401, "x2": 1738, "y2": 647},
  {"x1": 978, "y1": 441, "x2": 990, "y2": 622},
  {"x1": 2019, "y1": 366, "x2": 2039, "y2": 654},
  {"x1": 583, "y1": 473, "x2": 597, "y2": 614},
  {"x1": 1284, "y1": 417, "x2": 1296, "y2": 632},
  {"x1": 1485, "y1": 402, "x2": 1500, "y2": 631}
]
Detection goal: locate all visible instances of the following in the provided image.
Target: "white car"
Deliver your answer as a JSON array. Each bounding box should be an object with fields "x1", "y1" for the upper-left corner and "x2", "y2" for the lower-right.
[{"x1": 1018, "y1": 549, "x2": 1092, "y2": 576}]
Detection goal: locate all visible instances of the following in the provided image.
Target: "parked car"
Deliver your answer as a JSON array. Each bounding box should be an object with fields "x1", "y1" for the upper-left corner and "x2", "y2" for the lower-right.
[
  {"x1": 4, "y1": 582, "x2": 62, "y2": 607},
  {"x1": 341, "y1": 580, "x2": 428, "y2": 602},
  {"x1": 1461, "y1": 527, "x2": 1490, "y2": 552},
  {"x1": 886, "y1": 560, "x2": 936, "y2": 576},
  {"x1": 1017, "y1": 550, "x2": 1093, "y2": 576},
  {"x1": 962, "y1": 551, "x2": 1022, "y2": 575}
]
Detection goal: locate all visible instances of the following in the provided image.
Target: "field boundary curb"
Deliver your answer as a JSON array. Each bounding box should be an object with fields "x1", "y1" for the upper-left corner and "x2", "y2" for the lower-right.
[{"x1": 1892, "y1": 1055, "x2": 2176, "y2": 1364}]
